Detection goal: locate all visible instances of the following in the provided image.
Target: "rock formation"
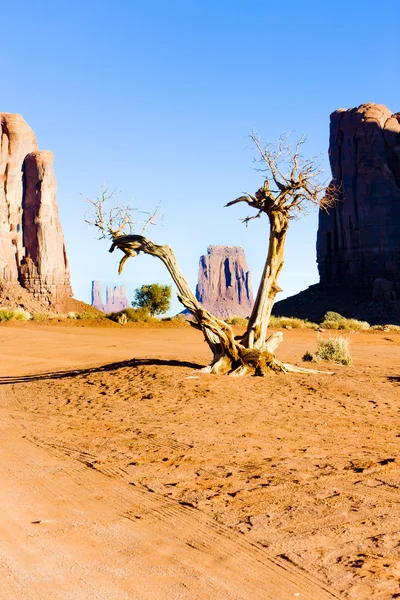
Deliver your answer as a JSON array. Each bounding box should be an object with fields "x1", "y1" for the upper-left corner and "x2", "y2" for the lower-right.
[
  {"x1": 317, "y1": 103, "x2": 400, "y2": 291},
  {"x1": 91, "y1": 280, "x2": 129, "y2": 313},
  {"x1": 196, "y1": 246, "x2": 253, "y2": 318},
  {"x1": 0, "y1": 113, "x2": 71, "y2": 305}
]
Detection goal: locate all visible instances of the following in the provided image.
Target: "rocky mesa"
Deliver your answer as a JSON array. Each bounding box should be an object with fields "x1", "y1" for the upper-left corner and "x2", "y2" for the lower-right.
[
  {"x1": 0, "y1": 113, "x2": 72, "y2": 309},
  {"x1": 317, "y1": 102, "x2": 400, "y2": 291},
  {"x1": 196, "y1": 245, "x2": 254, "y2": 318},
  {"x1": 274, "y1": 103, "x2": 400, "y2": 324}
]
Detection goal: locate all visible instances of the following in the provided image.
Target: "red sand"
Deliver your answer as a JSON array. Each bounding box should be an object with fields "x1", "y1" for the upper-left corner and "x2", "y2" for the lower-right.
[{"x1": 1, "y1": 323, "x2": 399, "y2": 598}]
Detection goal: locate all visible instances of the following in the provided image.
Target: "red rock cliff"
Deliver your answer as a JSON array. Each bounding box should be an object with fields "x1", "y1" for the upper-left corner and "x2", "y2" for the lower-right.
[
  {"x1": 317, "y1": 103, "x2": 400, "y2": 289},
  {"x1": 0, "y1": 113, "x2": 71, "y2": 304},
  {"x1": 196, "y1": 245, "x2": 254, "y2": 318}
]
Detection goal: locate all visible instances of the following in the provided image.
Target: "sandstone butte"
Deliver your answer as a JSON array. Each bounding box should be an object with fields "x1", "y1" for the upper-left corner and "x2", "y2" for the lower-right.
[
  {"x1": 317, "y1": 102, "x2": 400, "y2": 295},
  {"x1": 0, "y1": 113, "x2": 72, "y2": 310},
  {"x1": 274, "y1": 102, "x2": 400, "y2": 323},
  {"x1": 91, "y1": 280, "x2": 129, "y2": 313},
  {"x1": 196, "y1": 245, "x2": 254, "y2": 318}
]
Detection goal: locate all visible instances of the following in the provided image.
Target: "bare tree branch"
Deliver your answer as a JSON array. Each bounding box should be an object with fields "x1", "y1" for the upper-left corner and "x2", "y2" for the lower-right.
[{"x1": 84, "y1": 185, "x2": 160, "y2": 240}]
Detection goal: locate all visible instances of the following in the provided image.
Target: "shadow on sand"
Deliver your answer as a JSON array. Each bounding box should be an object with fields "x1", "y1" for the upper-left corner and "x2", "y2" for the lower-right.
[
  {"x1": 0, "y1": 358, "x2": 204, "y2": 385},
  {"x1": 387, "y1": 376, "x2": 400, "y2": 384}
]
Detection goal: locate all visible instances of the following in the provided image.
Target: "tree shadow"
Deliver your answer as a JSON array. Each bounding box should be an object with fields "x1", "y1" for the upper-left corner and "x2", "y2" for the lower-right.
[{"x1": 0, "y1": 358, "x2": 204, "y2": 385}]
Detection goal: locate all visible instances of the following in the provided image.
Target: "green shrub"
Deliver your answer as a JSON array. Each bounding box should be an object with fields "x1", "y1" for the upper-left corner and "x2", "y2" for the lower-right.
[
  {"x1": 0, "y1": 308, "x2": 15, "y2": 322},
  {"x1": 132, "y1": 283, "x2": 172, "y2": 316},
  {"x1": 323, "y1": 311, "x2": 344, "y2": 322},
  {"x1": 0, "y1": 308, "x2": 30, "y2": 322},
  {"x1": 303, "y1": 335, "x2": 352, "y2": 366},
  {"x1": 269, "y1": 316, "x2": 319, "y2": 330}
]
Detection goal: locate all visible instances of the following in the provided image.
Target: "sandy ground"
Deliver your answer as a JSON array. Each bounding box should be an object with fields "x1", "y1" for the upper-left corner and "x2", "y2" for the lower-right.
[{"x1": 1, "y1": 324, "x2": 400, "y2": 599}]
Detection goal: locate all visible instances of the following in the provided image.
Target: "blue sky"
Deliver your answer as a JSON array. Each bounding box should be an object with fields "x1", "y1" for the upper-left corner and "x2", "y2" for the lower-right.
[{"x1": 2, "y1": 0, "x2": 399, "y2": 313}]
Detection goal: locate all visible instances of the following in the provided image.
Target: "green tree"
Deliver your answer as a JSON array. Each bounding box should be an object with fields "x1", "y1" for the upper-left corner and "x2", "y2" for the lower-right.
[{"x1": 132, "y1": 284, "x2": 172, "y2": 316}]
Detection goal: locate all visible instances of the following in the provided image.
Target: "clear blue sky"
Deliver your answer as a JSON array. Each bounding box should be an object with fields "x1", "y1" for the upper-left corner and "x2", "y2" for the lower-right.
[{"x1": 2, "y1": 0, "x2": 399, "y2": 314}]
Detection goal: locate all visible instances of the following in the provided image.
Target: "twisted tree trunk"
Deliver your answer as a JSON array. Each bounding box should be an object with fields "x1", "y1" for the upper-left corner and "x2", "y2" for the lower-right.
[{"x1": 109, "y1": 234, "x2": 330, "y2": 376}]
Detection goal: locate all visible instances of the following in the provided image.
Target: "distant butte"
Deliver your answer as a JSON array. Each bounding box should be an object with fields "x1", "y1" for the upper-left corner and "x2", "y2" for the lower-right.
[
  {"x1": 91, "y1": 280, "x2": 129, "y2": 313},
  {"x1": 196, "y1": 245, "x2": 254, "y2": 318}
]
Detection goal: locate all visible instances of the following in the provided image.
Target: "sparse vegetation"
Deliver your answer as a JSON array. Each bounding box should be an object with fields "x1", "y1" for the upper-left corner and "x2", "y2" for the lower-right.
[
  {"x1": 321, "y1": 316, "x2": 370, "y2": 331},
  {"x1": 225, "y1": 316, "x2": 248, "y2": 327},
  {"x1": 269, "y1": 316, "x2": 319, "y2": 330},
  {"x1": 0, "y1": 308, "x2": 31, "y2": 322},
  {"x1": 323, "y1": 311, "x2": 343, "y2": 322},
  {"x1": 163, "y1": 313, "x2": 188, "y2": 324},
  {"x1": 108, "y1": 307, "x2": 157, "y2": 323},
  {"x1": 0, "y1": 309, "x2": 15, "y2": 322},
  {"x1": 303, "y1": 335, "x2": 352, "y2": 366},
  {"x1": 371, "y1": 324, "x2": 400, "y2": 332},
  {"x1": 75, "y1": 312, "x2": 99, "y2": 320},
  {"x1": 31, "y1": 312, "x2": 55, "y2": 321}
]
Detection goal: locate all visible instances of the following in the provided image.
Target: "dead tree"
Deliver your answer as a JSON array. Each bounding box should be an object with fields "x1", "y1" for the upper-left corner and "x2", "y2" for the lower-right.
[{"x1": 88, "y1": 136, "x2": 334, "y2": 376}]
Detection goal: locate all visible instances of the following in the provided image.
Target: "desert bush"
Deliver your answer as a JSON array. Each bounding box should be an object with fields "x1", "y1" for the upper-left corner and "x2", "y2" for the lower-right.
[
  {"x1": 170, "y1": 313, "x2": 188, "y2": 323},
  {"x1": 108, "y1": 307, "x2": 156, "y2": 323},
  {"x1": 124, "y1": 307, "x2": 156, "y2": 322},
  {"x1": 371, "y1": 324, "x2": 400, "y2": 332},
  {"x1": 67, "y1": 311, "x2": 77, "y2": 319},
  {"x1": 303, "y1": 335, "x2": 352, "y2": 365},
  {"x1": 321, "y1": 317, "x2": 370, "y2": 331},
  {"x1": 302, "y1": 350, "x2": 314, "y2": 362},
  {"x1": 76, "y1": 312, "x2": 100, "y2": 320},
  {"x1": 31, "y1": 312, "x2": 54, "y2": 321},
  {"x1": 323, "y1": 311, "x2": 344, "y2": 322},
  {"x1": 269, "y1": 316, "x2": 319, "y2": 330},
  {"x1": 12, "y1": 308, "x2": 31, "y2": 320},
  {"x1": 225, "y1": 316, "x2": 249, "y2": 326},
  {"x1": 0, "y1": 308, "x2": 15, "y2": 322},
  {"x1": 0, "y1": 308, "x2": 30, "y2": 322}
]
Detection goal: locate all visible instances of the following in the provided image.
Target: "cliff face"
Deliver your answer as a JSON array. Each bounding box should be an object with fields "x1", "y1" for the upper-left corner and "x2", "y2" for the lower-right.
[
  {"x1": 196, "y1": 245, "x2": 254, "y2": 318},
  {"x1": 317, "y1": 103, "x2": 400, "y2": 289},
  {"x1": 91, "y1": 281, "x2": 129, "y2": 313},
  {"x1": 0, "y1": 113, "x2": 71, "y2": 304}
]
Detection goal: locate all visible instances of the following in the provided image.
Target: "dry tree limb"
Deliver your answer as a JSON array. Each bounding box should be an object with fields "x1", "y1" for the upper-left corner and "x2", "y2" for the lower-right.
[
  {"x1": 88, "y1": 132, "x2": 337, "y2": 377},
  {"x1": 84, "y1": 186, "x2": 160, "y2": 240},
  {"x1": 109, "y1": 234, "x2": 333, "y2": 377}
]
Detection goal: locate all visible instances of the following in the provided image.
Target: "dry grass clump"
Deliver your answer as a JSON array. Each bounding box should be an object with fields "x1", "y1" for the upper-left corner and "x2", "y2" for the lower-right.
[
  {"x1": 0, "y1": 308, "x2": 31, "y2": 322},
  {"x1": 225, "y1": 316, "x2": 249, "y2": 327},
  {"x1": 269, "y1": 316, "x2": 319, "y2": 330},
  {"x1": 303, "y1": 335, "x2": 352, "y2": 366},
  {"x1": 162, "y1": 313, "x2": 188, "y2": 324},
  {"x1": 75, "y1": 312, "x2": 100, "y2": 320},
  {"x1": 371, "y1": 324, "x2": 400, "y2": 332},
  {"x1": 31, "y1": 312, "x2": 55, "y2": 321},
  {"x1": 108, "y1": 307, "x2": 156, "y2": 323},
  {"x1": 320, "y1": 311, "x2": 370, "y2": 331}
]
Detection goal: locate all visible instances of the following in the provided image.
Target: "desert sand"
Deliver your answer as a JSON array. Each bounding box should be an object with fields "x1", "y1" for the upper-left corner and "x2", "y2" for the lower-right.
[{"x1": 1, "y1": 323, "x2": 399, "y2": 599}]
